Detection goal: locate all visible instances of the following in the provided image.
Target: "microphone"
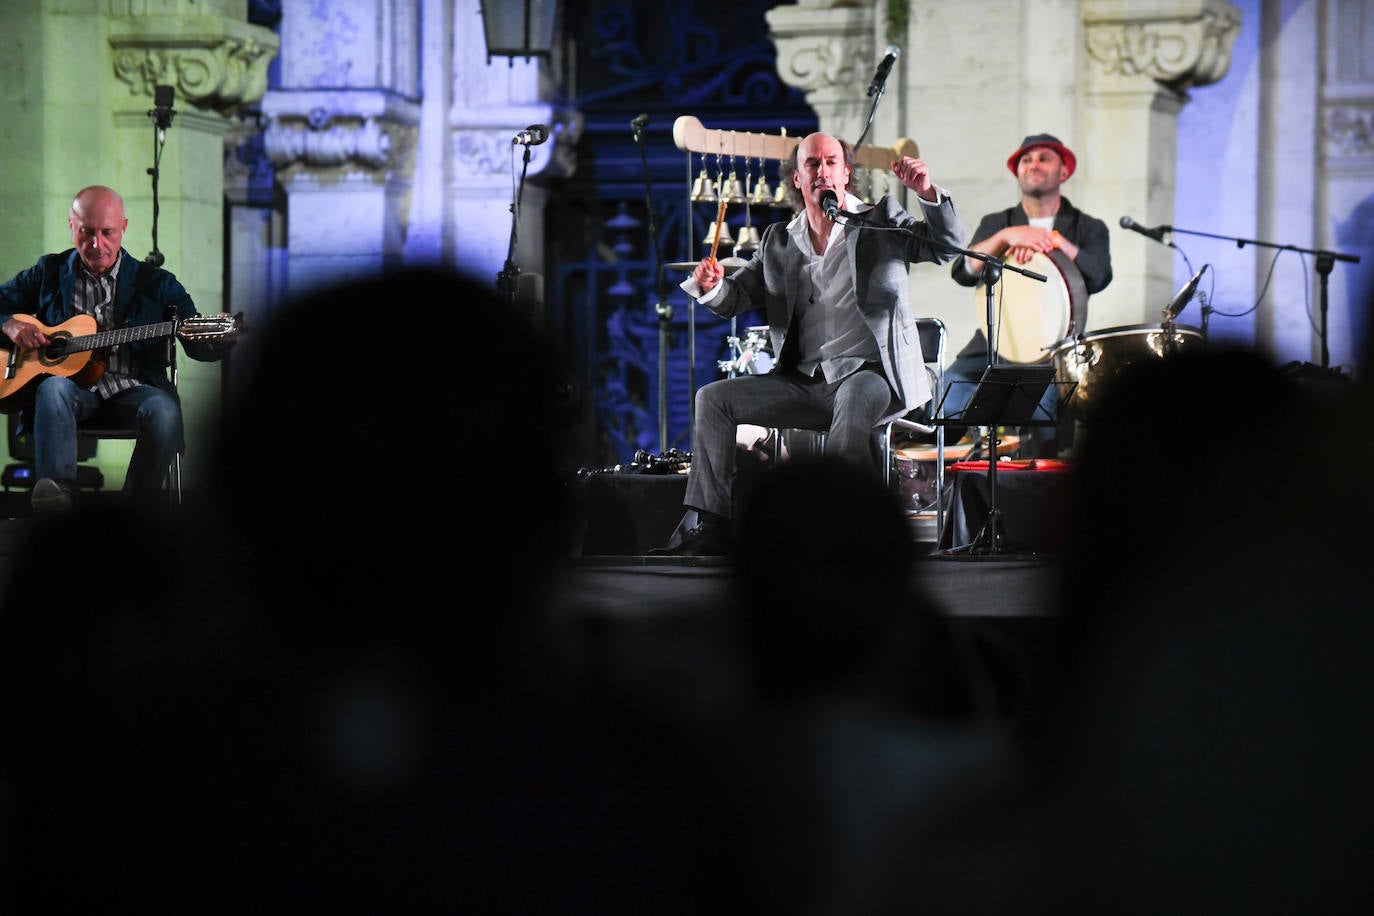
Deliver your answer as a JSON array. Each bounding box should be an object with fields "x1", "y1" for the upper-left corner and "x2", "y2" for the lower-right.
[
  {"x1": 819, "y1": 189, "x2": 841, "y2": 221},
  {"x1": 512, "y1": 124, "x2": 548, "y2": 146},
  {"x1": 148, "y1": 84, "x2": 175, "y2": 141},
  {"x1": 631, "y1": 113, "x2": 650, "y2": 131},
  {"x1": 867, "y1": 45, "x2": 901, "y2": 97},
  {"x1": 1164, "y1": 264, "x2": 1208, "y2": 320},
  {"x1": 1119, "y1": 215, "x2": 1171, "y2": 244}
]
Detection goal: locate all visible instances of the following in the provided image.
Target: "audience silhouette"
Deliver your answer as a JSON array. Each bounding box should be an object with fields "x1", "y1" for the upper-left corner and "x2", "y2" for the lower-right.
[
  {"x1": 7, "y1": 269, "x2": 1371, "y2": 915},
  {"x1": 848, "y1": 345, "x2": 1374, "y2": 914},
  {"x1": 716, "y1": 455, "x2": 1019, "y2": 915},
  {"x1": 0, "y1": 267, "x2": 757, "y2": 913}
]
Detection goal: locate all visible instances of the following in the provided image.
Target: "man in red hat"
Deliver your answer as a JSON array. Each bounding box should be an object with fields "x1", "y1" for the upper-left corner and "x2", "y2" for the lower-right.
[{"x1": 942, "y1": 133, "x2": 1112, "y2": 458}]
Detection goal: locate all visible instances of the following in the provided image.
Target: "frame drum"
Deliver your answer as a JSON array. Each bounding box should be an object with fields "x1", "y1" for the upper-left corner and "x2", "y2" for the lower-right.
[
  {"x1": 1050, "y1": 322, "x2": 1204, "y2": 422},
  {"x1": 974, "y1": 248, "x2": 1088, "y2": 364}
]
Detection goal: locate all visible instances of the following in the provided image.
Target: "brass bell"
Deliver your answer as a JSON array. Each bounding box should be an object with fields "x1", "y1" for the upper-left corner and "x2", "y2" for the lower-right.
[
  {"x1": 690, "y1": 167, "x2": 717, "y2": 203},
  {"x1": 735, "y1": 225, "x2": 761, "y2": 254},
  {"x1": 772, "y1": 181, "x2": 792, "y2": 210},
  {"x1": 722, "y1": 170, "x2": 747, "y2": 205},
  {"x1": 750, "y1": 174, "x2": 773, "y2": 207},
  {"x1": 703, "y1": 219, "x2": 735, "y2": 250}
]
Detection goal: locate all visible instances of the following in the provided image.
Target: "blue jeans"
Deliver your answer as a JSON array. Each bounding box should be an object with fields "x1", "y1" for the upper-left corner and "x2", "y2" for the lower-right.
[
  {"x1": 940, "y1": 350, "x2": 1062, "y2": 458},
  {"x1": 32, "y1": 376, "x2": 181, "y2": 501}
]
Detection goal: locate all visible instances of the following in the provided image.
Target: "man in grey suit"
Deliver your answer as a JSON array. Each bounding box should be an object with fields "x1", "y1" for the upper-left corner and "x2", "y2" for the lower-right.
[{"x1": 652, "y1": 131, "x2": 965, "y2": 556}]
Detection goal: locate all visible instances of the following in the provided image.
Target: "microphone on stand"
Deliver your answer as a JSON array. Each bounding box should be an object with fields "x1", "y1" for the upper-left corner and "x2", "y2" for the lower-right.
[
  {"x1": 1164, "y1": 264, "x2": 1208, "y2": 320},
  {"x1": 867, "y1": 45, "x2": 900, "y2": 97},
  {"x1": 512, "y1": 124, "x2": 549, "y2": 146},
  {"x1": 148, "y1": 84, "x2": 175, "y2": 144},
  {"x1": 819, "y1": 189, "x2": 845, "y2": 222},
  {"x1": 144, "y1": 84, "x2": 176, "y2": 269},
  {"x1": 1119, "y1": 215, "x2": 1172, "y2": 244},
  {"x1": 631, "y1": 113, "x2": 650, "y2": 132}
]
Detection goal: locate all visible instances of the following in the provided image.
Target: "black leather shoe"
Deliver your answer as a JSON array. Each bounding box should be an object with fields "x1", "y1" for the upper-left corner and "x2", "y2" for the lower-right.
[{"x1": 648, "y1": 520, "x2": 736, "y2": 557}]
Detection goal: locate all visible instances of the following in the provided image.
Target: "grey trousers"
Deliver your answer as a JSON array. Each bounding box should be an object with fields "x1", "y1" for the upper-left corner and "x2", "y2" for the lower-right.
[{"x1": 683, "y1": 366, "x2": 896, "y2": 519}]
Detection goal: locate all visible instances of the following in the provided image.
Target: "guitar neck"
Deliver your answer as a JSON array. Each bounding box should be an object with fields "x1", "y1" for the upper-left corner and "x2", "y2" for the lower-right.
[{"x1": 63, "y1": 320, "x2": 178, "y2": 356}]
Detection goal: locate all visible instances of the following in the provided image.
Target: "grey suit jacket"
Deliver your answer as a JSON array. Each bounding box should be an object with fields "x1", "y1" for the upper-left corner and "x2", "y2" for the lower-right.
[{"x1": 698, "y1": 192, "x2": 964, "y2": 422}]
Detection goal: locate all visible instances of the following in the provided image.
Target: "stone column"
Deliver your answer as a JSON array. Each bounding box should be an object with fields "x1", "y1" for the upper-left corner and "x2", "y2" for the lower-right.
[
  {"x1": 765, "y1": 0, "x2": 878, "y2": 147},
  {"x1": 1320, "y1": 1, "x2": 1374, "y2": 373},
  {"x1": 107, "y1": 7, "x2": 277, "y2": 491},
  {"x1": 260, "y1": 1, "x2": 422, "y2": 298},
  {"x1": 1083, "y1": 0, "x2": 1242, "y2": 328},
  {"x1": 223, "y1": 112, "x2": 286, "y2": 394}
]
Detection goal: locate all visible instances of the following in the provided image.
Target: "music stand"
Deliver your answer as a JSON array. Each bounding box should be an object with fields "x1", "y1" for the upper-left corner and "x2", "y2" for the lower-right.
[{"x1": 941, "y1": 364, "x2": 1063, "y2": 555}]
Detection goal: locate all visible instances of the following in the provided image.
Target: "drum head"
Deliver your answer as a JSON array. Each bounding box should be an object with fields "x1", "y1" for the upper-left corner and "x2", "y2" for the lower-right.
[{"x1": 975, "y1": 248, "x2": 1087, "y2": 364}]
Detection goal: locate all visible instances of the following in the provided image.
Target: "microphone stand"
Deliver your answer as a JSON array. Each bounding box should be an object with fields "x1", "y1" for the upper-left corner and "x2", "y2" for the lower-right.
[
  {"x1": 1163, "y1": 224, "x2": 1360, "y2": 370},
  {"x1": 842, "y1": 211, "x2": 1047, "y2": 555},
  {"x1": 853, "y1": 81, "x2": 884, "y2": 150},
  {"x1": 632, "y1": 116, "x2": 672, "y2": 453},
  {"x1": 146, "y1": 88, "x2": 174, "y2": 270},
  {"x1": 146, "y1": 86, "x2": 181, "y2": 501},
  {"x1": 960, "y1": 254, "x2": 1048, "y2": 556},
  {"x1": 497, "y1": 143, "x2": 535, "y2": 309},
  {"x1": 854, "y1": 49, "x2": 898, "y2": 150}
]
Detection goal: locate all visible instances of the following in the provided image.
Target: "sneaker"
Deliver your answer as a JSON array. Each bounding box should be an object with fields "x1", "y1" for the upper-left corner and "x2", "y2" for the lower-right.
[
  {"x1": 31, "y1": 478, "x2": 74, "y2": 517},
  {"x1": 648, "y1": 519, "x2": 736, "y2": 557}
]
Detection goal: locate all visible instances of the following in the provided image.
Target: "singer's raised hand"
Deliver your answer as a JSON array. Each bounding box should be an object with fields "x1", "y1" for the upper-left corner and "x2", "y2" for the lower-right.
[{"x1": 891, "y1": 156, "x2": 934, "y2": 198}]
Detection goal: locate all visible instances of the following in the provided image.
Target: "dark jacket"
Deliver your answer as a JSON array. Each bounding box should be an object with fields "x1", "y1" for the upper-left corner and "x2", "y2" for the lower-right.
[
  {"x1": 949, "y1": 197, "x2": 1112, "y2": 359},
  {"x1": 0, "y1": 248, "x2": 233, "y2": 431}
]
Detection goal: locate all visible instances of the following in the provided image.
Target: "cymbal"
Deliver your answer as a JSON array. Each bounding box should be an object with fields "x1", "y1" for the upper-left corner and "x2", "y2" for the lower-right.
[{"x1": 665, "y1": 257, "x2": 748, "y2": 275}]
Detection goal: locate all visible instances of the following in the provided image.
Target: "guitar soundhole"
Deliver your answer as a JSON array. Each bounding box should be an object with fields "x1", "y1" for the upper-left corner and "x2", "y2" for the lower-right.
[{"x1": 45, "y1": 335, "x2": 70, "y2": 359}]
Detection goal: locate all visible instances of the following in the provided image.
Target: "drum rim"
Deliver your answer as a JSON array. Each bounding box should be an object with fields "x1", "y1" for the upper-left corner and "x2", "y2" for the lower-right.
[
  {"x1": 1049, "y1": 322, "x2": 1204, "y2": 355},
  {"x1": 1081, "y1": 322, "x2": 1204, "y2": 337}
]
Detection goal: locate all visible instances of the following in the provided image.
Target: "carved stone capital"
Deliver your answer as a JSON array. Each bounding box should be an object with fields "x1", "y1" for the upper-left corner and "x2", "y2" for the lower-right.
[
  {"x1": 1084, "y1": 0, "x2": 1242, "y2": 94},
  {"x1": 109, "y1": 16, "x2": 279, "y2": 115},
  {"x1": 1325, "y1": 104, "x2": 1374, "y2": 160},
  {"x1": 261, "y1": 90, "x2": 419, "y2": 183},
  {"x1": 765, "y1": 4, "x2": 875, "y2": 100},
  {"x1": 454, "y1": 130, "x2": 554, "y2": 182},
  {"x1": 450, "y1": 107, "x2": 579, "y2": 185}
]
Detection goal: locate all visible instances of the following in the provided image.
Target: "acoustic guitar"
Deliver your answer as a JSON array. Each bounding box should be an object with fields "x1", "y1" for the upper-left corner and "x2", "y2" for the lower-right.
[
  {"x1": 973, "y1": 248, "x2": 1087, "y2": 364},
  {"x1": 0, "y1": 312, "x2": 243, "y2": 411}
]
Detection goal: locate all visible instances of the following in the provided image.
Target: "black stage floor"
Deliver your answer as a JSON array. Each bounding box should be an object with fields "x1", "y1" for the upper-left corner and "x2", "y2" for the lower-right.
[
  {"x1": 0, "y1": 478, "x2": 1068, "y2": 732},
  {"x1": 556, "y1": 550, "x2": 1063, "y2": 620}
]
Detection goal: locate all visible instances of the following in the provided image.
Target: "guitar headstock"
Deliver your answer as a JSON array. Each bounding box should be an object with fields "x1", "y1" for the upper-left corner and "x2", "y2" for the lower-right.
[{"x1": 177, "y1": 314, "x2": 244, "y2": 342}]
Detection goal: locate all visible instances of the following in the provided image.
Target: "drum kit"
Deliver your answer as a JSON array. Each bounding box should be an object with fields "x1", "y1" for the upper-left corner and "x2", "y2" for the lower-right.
[
  {"x1": 892, "y1": 434, "x2": 1020, "y2": 513},
  {"x1": 718, "y1": 325, "x2": 774, "y2": 377}
]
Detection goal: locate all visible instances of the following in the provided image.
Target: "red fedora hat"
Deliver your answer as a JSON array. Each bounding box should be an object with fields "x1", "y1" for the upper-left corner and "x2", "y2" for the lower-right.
[{"x1": 1006, "y1": 133, "x2": 1076, "y2": 179}]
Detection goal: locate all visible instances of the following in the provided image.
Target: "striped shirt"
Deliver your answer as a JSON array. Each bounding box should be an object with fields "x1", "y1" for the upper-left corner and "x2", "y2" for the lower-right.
[{"x1": 73, "y1": 252, "x2": 141, "y2": 399}]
